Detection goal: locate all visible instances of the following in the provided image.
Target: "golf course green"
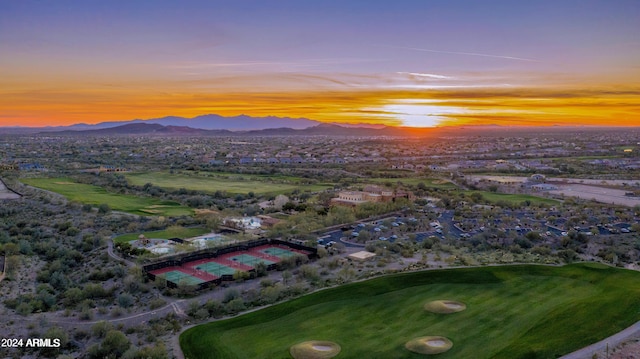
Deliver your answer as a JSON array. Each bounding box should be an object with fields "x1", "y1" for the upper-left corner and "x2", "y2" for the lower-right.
[
  {"x1": 22, "y1": 177, "x2": 192, "y2": 216},
  {"x1": 180, "y1": 263, "x2": 640, "y2": 358},
  {"x1": 125, "y1": 171, "x2": 332, "y2": 195},
  {"x1": 465, "y1": 191, "x2": 560, "y2": 206}
]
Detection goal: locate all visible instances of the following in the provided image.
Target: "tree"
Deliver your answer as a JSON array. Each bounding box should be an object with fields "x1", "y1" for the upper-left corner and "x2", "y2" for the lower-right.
[
  {"x1": 557, "y1": 249, "x2": 578, "y2": 263},
  {"x1": 282, "y1": 270, "x2": 292, "y2": 285},
  {"x1": 204, "y1": 299, "x2": 226, "y2": 318},
  {"x1": 254, "y1": 262, "x2": 268, "y2": 277},
  {"x1": 223, "y1": 288, "x2": 240, "y2": 303},
  {"x1": 298, "y1": 265, "x2": 321, "y2": 284},
  {"x1": 187, "y1": 300, "x2": 202, "y2": 318},
  {"x1": 62, "y1": 287, "x2": 85, "y2": 307},
  {"x1": 336, "y1": 267, "x2": 356, "y2": 283},
  {"x1": 525, "y1": 231, "x2": 542, "y2": 242},
  {"x1": 260, "y1": 285, "x2": 282, "y2": 304},
  {"x1": 232, "y1": 270, "x2": 250, "y2": 282},
  {"x1": 122, "y1": 343, "x2": 169, "y2": 359},
  {"x1": 206, "y1": 215, "x2": 222, "y2": 232},
  {"x1": 2, "y1": 242, "x2": 18, "y2": 255},
  {"x1": 470, "y1": 192, "x2": 484, "y2": 203},
  {"x1": 355, "y1": 230, "x2": 371, "y2": 243},
  {"x1": 98, "y1": 204, "x2": 111, "y2": 214},
  {"x1": 91, "y1": 330, "x2": 131, "y2": 359},
  {"x1": 226, "y1": 298, "x2": 246, "y2": 313},
  {"x1": 273, "y1": 194, "x2": 289, "y2": 210},
  {"x1": 282, "y1": 201, "x2": 297, "y2": 212},
  {"x1": 117, "y1": 293, "x2": 134, "y2": 308},
  {"x1": 91, "y1": 321, "x2": 114, "y2": 338},
  {"x1": 41, "y1": 327, "x2": 69, "y2": 357},
  {"x1": 316, "y1": 191, "x2": 335, "y2": 207},
  {"x1": 5, "y1": 255, "x2": 20, "y2": 275},
  {"x1": 16, "y1": 302, "x2": 32, "y2": 316}
]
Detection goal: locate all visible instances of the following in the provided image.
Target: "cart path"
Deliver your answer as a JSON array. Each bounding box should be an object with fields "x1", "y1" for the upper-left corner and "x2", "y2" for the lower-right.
[{"x1": 559, "y1": 320, "x2": 640, "y2": 359}]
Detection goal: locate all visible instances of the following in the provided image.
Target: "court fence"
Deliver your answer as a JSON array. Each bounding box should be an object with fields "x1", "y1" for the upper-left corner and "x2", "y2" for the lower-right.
[{"x1": 143, "y1": 238, "x2": 317, "y2": 289}]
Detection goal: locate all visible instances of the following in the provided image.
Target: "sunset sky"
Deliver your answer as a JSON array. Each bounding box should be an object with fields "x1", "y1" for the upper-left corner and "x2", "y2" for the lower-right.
[{"x1": 1, "y1": 0, "x2": 639, "y2": 128}]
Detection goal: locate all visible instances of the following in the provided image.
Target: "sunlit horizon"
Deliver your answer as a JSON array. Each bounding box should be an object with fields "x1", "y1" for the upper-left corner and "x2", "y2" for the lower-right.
[{"x1": 1, "y1": 1, "x2": 639, "y2": 128}]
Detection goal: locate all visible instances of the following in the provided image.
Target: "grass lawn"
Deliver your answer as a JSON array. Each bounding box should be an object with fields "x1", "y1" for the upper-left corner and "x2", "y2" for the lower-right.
[
  {"x1": 22, "y1": 177, "x2": 192, "y2": 217},
  {"x1": 124, "y1": 172, "x2": 332, "y2": 195},
  {"x1": 467, "y1": 191, "x2": 560, "y2": 206},
  {"x1": 180, "y1": 263, "x2": 640, "y2": 359},
  {"x1": 113, "y1": 226, "x2": 210, "y2": 244}
]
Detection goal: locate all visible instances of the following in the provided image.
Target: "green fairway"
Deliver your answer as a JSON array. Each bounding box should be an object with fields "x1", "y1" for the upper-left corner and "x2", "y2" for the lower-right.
[
  {"x1": 368, "y1": 177, "x2": 458, "y2": 189},
  {"x1": 180, "y1": 263, "x2": 640, "y2": 359},
  {"x1": 113, "y1": 227, "x2": 210, "y2": 244},
  {"x1": 22, "y1": 177, "x2": 192, "y2": 217},
  {"x1": 125, "y1": 171, "x2": 332, "y2": 195},
  {"x1": 466, "y1": 191, "x2": 560, "y2": 206}
]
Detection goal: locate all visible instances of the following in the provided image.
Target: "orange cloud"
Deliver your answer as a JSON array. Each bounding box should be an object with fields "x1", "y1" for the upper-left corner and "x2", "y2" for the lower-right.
[{"x1": 1, "y1": 76, "x2": 639, "y2": 127}]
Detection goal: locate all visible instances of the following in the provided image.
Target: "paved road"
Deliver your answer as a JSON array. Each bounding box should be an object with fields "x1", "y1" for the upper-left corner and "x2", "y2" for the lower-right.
[
  {"x1": 107, "y1": 239, "x2": 136, "y2": 267},
  {"x1": 559, "y1": 320, "x2": 640, "y2": 359}
]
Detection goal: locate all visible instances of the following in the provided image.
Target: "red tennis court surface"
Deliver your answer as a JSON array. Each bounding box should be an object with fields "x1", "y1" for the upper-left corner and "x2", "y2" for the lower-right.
[{"x1": 148, "y1": 244, "x2": 312, "y2": 287}]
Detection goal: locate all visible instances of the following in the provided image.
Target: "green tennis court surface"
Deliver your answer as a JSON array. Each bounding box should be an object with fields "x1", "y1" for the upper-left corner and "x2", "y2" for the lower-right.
[
  {"x1": 260, "y1": 247, "x2": 298, "y2": 258},
  {"x1": 160, "y1": 270, "x2": 205, "y2": 285},
  {"x1": 192, "y1": 261, "x2": 237, "y2": 276},
  {"x1": 229, "y1": 253, "x2": 275, "y2": 266}
]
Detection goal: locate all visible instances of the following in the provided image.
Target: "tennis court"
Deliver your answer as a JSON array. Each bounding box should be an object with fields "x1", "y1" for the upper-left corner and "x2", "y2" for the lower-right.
[
  {"x1": 228, "y1": 253, "x2": 275, "y2": 267},
  {"x1": 158, "y1": 270, "x2": 205, "y2": 286},
  {"x1": 260, "y1": 246, "x2": 300, "y2": 259},
  {"x1": 145, "y1": 241, "x2": 316, "y2": 288},
  {"x1": 191, "y1": 261, "x2": 237, "y2": 277}
]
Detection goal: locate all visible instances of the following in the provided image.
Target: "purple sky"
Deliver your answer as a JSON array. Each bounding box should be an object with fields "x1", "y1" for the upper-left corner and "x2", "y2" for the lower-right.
[{"x1": 1, "y1": 0, "x2": 639, "y2": 127}]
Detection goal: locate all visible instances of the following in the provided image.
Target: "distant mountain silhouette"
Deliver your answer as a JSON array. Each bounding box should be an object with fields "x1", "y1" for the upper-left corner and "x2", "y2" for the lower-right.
[
  {"x1": 51, "y1": 123, "x2": 231, "y2": 136},
  {"x1": 6, "y1": 119, "x2": 620, "y2": 137},
  {"x1": 46, "y1": 122, "x2": 442, "y2": 137},
  {"x1": 0, "y1": 113, "x2": 511, "y2": 136},
  {"x1": 64, "y1": 114, "x2": 321, "y2": 131},
  {"x1": 52, "y1": 123, "x2": 163, "y2": 135}
]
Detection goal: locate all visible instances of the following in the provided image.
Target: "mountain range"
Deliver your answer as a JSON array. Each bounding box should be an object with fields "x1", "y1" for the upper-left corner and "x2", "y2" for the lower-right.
[
  {"x1": 0, "y1": 114, "x2": 612, "y2": 137},
  {"x1": 45, "y1": 122, "x2": 439, "y2": 137},
  {"x1": 1, "y1": 114, "x2": 438, "y2": 136},
  {"x1": 0, "y1": 114, "x2": 397, "y2": 135},
  {"x1": 63, "y1": 114, "x2": 322, "y2": 131}
]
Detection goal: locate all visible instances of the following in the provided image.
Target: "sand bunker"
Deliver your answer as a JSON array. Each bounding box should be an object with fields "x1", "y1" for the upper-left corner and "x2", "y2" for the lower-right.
[
  {"x1": 290, "y1": 340, "x2": 341, "y2": 359},
  {"x1": 424, "y1": 300, "x2": 467, "y2": 314},
  {"x1": 312, "y1": 345, "x2": 333, "y2": 351},
  {"x1": 405, "y1": 336, "x2": 453, "y2": 355},
  {"x1": 139, "y1": 209, "x2": 162, "y2": 214}
]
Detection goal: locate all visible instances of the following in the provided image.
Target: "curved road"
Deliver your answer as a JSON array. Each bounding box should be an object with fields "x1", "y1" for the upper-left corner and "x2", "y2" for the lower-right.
[
  {"x1": 107, "y1": 239, "x2": 137, "y2": 267},
  {"x1": 558, "y1": 320, "x2": 640, "y2": 359}
]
